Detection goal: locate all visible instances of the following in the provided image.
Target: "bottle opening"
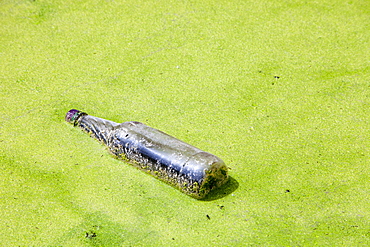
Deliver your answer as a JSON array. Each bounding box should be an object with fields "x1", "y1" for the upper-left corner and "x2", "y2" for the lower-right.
[{"x1": 65, "y1": 109, "x2": 84, "y2": 124}]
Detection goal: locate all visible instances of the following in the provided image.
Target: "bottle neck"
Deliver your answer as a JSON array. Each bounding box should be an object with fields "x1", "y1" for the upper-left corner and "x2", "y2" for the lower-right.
[{"x1": 66, "y1": 110, "x2": 119, "y2": 145}]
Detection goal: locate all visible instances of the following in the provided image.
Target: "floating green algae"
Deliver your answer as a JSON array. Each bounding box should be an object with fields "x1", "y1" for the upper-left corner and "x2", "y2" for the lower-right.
[{"x1": 1, "y1": 0, "x2": 369, "y2": 245}]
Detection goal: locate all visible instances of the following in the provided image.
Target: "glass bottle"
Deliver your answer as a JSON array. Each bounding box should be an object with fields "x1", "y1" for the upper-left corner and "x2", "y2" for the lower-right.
[{"x1": 65, "y1": 109, "x2": 228, "y2": 199}]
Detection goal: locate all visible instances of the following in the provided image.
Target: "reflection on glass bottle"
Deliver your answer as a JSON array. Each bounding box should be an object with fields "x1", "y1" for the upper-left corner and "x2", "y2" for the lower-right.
[{"x1": 65, "y1": 109, "x2": 228, "y2": 199}]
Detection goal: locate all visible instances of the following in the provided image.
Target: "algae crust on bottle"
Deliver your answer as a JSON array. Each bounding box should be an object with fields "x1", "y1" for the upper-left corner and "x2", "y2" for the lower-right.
[{"x1": 65, "y1": 109, "x2": 229, "y2": 199}]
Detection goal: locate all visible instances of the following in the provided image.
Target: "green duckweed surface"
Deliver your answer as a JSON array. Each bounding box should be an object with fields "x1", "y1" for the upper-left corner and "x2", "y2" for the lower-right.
[{"x1": 1, "y1": 0, "x2": 369, "y2": 245}]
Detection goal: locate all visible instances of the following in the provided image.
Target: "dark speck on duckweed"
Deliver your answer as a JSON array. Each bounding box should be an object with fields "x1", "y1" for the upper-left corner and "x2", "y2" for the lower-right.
[{"x1": 85, "y1": 231, "x2": 97, "y2": 239}]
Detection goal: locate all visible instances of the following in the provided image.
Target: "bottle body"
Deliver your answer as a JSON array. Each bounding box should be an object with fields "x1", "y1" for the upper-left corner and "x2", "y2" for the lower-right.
[{"x1": 66, "y1": 109, "x2": 228, "y2": 199}]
